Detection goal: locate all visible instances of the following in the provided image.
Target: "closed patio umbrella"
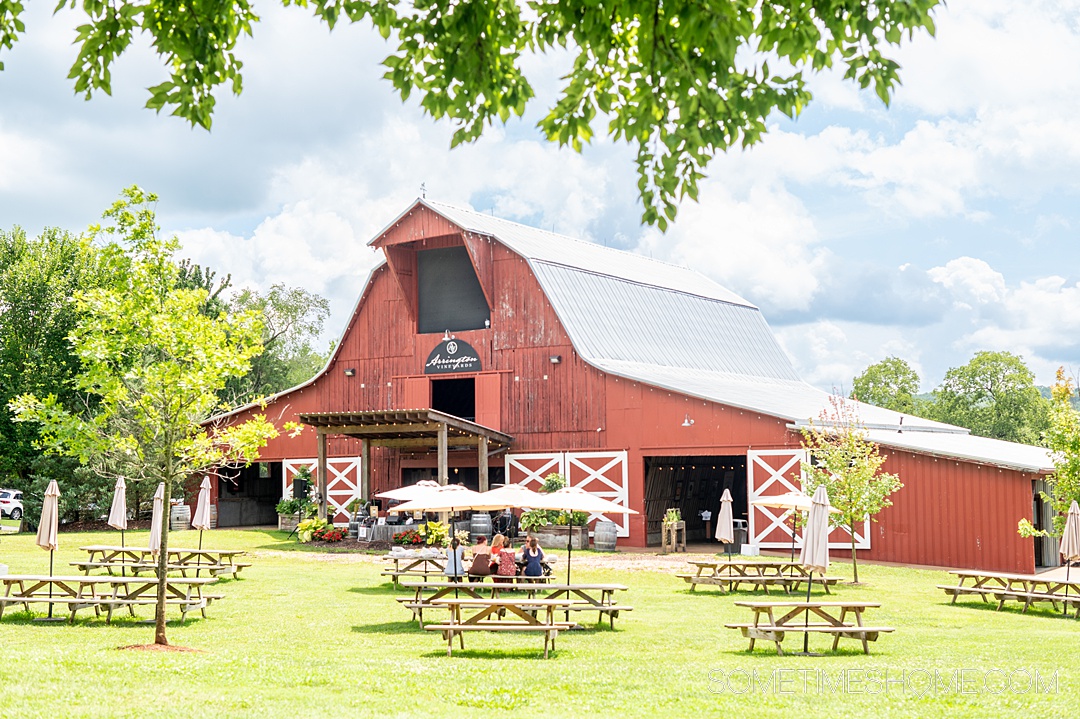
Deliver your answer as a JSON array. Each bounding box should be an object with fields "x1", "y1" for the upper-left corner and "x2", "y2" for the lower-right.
[
  {"x1": 192, "y1": 477, "x2": 213, "y2": 575},
  {"x1": 751, "y1": 491, "x2": 841, "y2": 570},
  {"x1": 716, "y1": 489, "x2": 735, "y2": 559},
  {"x1": 528, "y1": 486, "x2": 639, "y2": 586},
  {"x1": 35, "y1": 480, "x2": 60, "y2": 619},
  {"x1": 1060, "y1": 501, "x2": 1080, "y2": 616},
  {"x1": 106, "y1": 477, "x2": 128, "y2": 575},
  {"x1": 797, "y1": 485, "x2": 832, "y2": 654},
  {"x1": 148, "y1": 483, "x2": 165, "y2": 559}
]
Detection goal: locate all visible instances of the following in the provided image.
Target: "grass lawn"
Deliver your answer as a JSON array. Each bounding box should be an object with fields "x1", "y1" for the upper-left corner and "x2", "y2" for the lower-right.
[{"x1": 0, "y1": 529, "x2": 1074, "y2": 718}]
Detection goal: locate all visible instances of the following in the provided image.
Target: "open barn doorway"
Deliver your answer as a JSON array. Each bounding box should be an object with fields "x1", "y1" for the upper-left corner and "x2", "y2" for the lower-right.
[{"x1": 644, "y1": 456, "x2": 747, "y2": 546}]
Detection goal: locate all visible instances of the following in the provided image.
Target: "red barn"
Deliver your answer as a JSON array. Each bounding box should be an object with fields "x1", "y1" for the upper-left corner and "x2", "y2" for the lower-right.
[{"x1": 212, "y1": 199, "x2": 1056, "y2": 573}]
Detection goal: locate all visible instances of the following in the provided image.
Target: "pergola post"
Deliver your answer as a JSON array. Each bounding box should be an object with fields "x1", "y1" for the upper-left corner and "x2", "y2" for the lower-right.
[
  {"x1": 478, "y1": 437, "x2": 489, "y2": 492},
  {"x1": 317, "y1": 429, "x2": 328, "y2": 521},
  {"x1": 437, "y1": 423, "x2": 448, "y2": 485},
  {"x1": 360, "y1": 439, "x2": 371, "y2": 503}
]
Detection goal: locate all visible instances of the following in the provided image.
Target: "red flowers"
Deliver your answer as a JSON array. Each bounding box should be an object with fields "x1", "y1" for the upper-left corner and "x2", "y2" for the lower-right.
[
  {"x1": 393, "y1": 529, "x2": 424, "y2": 546},
  {"x1": 313, "y1": 525, "x2": 348, "y2": 542}
]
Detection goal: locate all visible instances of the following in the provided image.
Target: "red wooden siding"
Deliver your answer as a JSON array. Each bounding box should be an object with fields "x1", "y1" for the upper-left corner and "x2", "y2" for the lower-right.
[{"x1": 217, "y1": 203, "x2": 1039, "y2": 570}]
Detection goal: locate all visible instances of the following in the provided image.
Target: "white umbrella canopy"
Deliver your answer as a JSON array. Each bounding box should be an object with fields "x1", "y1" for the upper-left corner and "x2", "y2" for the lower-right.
[
  {"x1": 377, "y1": 480, "x2": 442, "y2": 502},
  {"x1": 191, "y1": 477, "x2": 213, "y2": 531},
  {"x1": 751, "y1": 491, "x2": 842, "y2": 514},
  {"x1": 1060, "y1": 501, "x2": 1080, "y2": 564},
  {"x1": 528, "y1": 486, "x2": 639, "y2": 516},
  {"x1": 148, "y1": 483, "x2": 165, "y2": 558},
  {"x1": 107, "y1": 477, "x2": 128, "y2": 531},
  {"x1": 35, "y1": 480, "x2": 61, "y2": 552},
  {"x1": 716, "y1": 488, "x2": 735, "y2": 544},
  {"x1": 799, "y1": 486, "x2": 832, "y2": 576},
  {"x1": 471, "y1": 483, "x2": 549, "y2": 511},
  {"x1": 390, "y1": 484, "x2": 487, "y2": 513}
]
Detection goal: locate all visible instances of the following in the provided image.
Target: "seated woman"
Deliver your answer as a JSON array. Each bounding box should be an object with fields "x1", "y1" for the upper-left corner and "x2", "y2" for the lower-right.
[
  {"x1": 468, "y1": 535, "x2": 492, "y2": 581},
  {"x1": 521, "y1": 536, "x2": 545, "y2": 582},
  {"x1": 491, "y1": 535, "x2": 517, "y2": 584},
  {"x1": 443, "y1": 537, "x2": 466, "y2": 583}
]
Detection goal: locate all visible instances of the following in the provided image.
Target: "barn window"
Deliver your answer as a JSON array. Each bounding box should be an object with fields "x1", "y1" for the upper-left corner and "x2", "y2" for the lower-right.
[
  {"x1": 432, "y1": 378, "x2": 476, "y2": 421},
  {"x1": 417, "y1": 246, "x2": 490, "y2": 333}
]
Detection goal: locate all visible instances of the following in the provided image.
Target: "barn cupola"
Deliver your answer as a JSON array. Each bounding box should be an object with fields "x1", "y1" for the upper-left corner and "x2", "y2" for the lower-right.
[{"x1": 369, "y1": 200, "x2": 495, "y2": 334}]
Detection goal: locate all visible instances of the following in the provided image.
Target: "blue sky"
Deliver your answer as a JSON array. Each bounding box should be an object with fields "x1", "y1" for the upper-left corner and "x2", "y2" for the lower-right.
[{"x1": 2, "y1": 0, "x2": 1079, "y2": 394}]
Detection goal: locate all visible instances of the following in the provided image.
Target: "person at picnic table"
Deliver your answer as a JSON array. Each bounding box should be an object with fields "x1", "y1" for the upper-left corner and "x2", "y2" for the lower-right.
[
  {"x1": 491, "y1": 534, "x2": 517, "y2": 583},
  {"x1": 521, "y1": 536, "x2": 545, "y2": 581},
  {"x1": 443, "y1": 537, "x2": 466, "y2": 583},
  {"x1": 468, "y1": 535, "x2": 492, "y2": 580}
]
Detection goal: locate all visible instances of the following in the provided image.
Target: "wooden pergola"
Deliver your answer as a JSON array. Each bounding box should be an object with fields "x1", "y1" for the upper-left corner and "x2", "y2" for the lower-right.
[{"x1": 298, "y1": 409, "x2": 514, "y2": 519}]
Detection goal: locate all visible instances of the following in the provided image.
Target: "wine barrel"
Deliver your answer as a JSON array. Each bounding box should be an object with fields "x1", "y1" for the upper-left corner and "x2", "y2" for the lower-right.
[
  {"x1": 169, "y1": 503, "x2": 191, "y2": 531},
  {"x1": 469, "y1": 512, "x2": 493, "y2": 542},
  {"x1": 593, "y1": 520, "x2": 618, "y2": 552}
]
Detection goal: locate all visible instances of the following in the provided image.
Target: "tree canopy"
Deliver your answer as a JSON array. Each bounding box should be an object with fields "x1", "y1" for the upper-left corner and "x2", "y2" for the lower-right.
[
  {"x1": 850, "y1": 356, "x2": 921, "y2": 415},
  {"x1": 800, "y1": 395, "x2": 902, "y2": 583},
  {"x1": 0, "y1": 0, "x2": 941, "y2": 227},
  {"x1": 928, "y1": 351, "x2": 1050, "y2": 445}
]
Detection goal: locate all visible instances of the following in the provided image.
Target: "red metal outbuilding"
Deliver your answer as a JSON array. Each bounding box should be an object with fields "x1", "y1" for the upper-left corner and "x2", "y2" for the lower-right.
[{"x1": 212, "y1": 200, "x2": 1053, "y2": 573}]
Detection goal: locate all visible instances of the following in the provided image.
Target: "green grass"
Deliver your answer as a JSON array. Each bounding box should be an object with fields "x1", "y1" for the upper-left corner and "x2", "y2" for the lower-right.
[{"x1": 0, "y1": 529, "x2": 1075, "y2": 718}]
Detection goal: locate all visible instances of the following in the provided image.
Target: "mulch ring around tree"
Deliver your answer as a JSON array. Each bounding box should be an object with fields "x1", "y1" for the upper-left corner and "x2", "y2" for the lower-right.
[{"x1": 118, "y1": 644, "x2": 202, "y2": 653}]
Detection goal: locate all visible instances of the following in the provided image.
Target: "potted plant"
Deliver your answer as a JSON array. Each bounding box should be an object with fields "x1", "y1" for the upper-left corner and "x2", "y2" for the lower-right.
[
  {"x1": 277, "y1": 469, "x2": 317, "y2": 531},
  {"x1": 524, "y1": 474, "x2": 591, "y2": 549}
]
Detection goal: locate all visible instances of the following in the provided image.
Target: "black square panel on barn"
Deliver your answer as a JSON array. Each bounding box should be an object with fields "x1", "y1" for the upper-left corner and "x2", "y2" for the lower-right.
[{"x1": 417, "y1": 246, "x2": 491, "y2": 333}]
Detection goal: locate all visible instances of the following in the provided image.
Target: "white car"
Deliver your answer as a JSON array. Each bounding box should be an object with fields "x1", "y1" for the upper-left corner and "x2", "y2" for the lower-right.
[{"x1": 0, "y1": 489, "x2": 23, "y2": 520}]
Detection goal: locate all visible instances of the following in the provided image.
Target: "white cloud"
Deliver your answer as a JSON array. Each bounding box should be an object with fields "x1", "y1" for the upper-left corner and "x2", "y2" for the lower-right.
[{"x1": 927, "y1": 257, "x2": 1007, "y2": 307}]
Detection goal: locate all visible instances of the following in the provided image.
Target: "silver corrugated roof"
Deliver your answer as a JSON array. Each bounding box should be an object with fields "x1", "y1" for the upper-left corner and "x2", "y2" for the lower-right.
[{"x1": 377, "y1": 200, "x2": 1055, "y2": 473}]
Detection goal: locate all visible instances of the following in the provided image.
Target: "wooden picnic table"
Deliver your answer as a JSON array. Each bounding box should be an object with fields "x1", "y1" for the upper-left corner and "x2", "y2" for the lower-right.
[
  {"x1": 398, "y1": 581, "x2": 631, "y2": 628},
  {"x1": 938, "y1": 570, "x2": 1080, "y2": 615},
  {"x1": 725, "y1": 601, "x2": 894, "y2": 655},
  {"x1": 0, "y1": 574, "x2": 220, "y2": 624},
  {"x1": 425, "y1": 597, "x2": 581, "y2": 658},
  {"x1": 677, "y1": 559, "x2": 839, "y2": 594},
  {"x1": 78, "y1": 545, "x2": 250, "y2": 578},
  {"x1": 382, "y1": 553, "x2": 556, "y2": 586}
]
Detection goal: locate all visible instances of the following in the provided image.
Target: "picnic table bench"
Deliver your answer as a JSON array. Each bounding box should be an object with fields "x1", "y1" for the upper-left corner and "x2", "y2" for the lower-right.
[
  {"x1": 424, "y1": 598, "x2": 581, "y2": 658},
  {"x1": 938, "y1": 570, "x2": 1080, "y2": 616},
  {"x1": 78, "y1": 545, "x2": 250, "y2": 578},
  {"x1": 725, "y1": 601, "x2": 894, "y2": 655},
  {"x1": 0, "y1": 575, "x2": 220, "y2": 624},
  {"x1": 398, "y1": 581, "x2": 631, "y2": 628},
  {"x1": 677, "y1": 559, "x2": 839, "y2": 594},
  {"x1": 382, "y1": 553, "x2": 556, "y2": 586}
]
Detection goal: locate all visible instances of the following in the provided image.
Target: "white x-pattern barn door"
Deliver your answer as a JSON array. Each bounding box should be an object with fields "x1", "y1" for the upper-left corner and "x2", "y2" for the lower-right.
[
  {"x1": 747, "y1": 449, "x2": 869, "y2": 550},
  {"x1": 283, "y1": 457, "x2": 362, "y2": 526},
  {"x1": 505, "y1": 451, "x2": 631, "y2": 537}
]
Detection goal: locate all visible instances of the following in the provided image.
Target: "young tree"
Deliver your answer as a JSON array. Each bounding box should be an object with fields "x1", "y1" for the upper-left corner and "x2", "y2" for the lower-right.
[
  {"x1": 929, "y1": 351, "x2": 1050, "y2": 444},
  {"x1": 850, "y1": 356, "x2": 921, "y2": 414},
  {"x1": 1020, "y1": 368, "x2": 1080, "y2": 540},
  {"x1": 0, "y1": 0, "x2": 941, "y2": 227},
  {"x1": 800, "y1": 396, "x2": 903, "y2": 583},
  {"x1": 11, "y1": 187, "x2": 284, "y2": 646}
]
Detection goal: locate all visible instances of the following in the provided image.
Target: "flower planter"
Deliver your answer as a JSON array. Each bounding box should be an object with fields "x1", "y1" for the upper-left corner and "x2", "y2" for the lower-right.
[
  {"x1": 528, "y1": 524, "x2": 590, "y2": 550},
  {"x1": 278, "y1": 514, "x2": 299, "y2": 532}
]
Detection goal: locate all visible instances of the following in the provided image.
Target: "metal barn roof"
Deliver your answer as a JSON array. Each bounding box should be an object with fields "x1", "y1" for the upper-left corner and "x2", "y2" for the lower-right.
[{"x1": 418, "y1": 200, "x2": 1054, "y2": 474}]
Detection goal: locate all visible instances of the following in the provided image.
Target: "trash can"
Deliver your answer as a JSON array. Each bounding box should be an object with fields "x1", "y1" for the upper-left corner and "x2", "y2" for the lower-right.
[{"x1": 732, "y1": 519, "x2": 748, "y2": 550}]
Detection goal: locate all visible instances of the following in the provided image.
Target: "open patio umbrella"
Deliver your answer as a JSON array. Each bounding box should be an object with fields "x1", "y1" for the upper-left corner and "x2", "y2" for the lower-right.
[
  {"x1": 528, "y1": 486, "x2": 639, "y2": 587},
  {"x1": 715, "y1": 489, "x2": 735, "y2": 559},
  {"x1": 797, "y1": 485, "x2": 832, "y2": 654},
  {"x1": 107, "y1": 477, "x2": 128, "y2": 575},
  {"x1": 1060, "y1": 501, "x2": 1080, "y2": 617},
  {"x1": 191, "y1": 477, "x2": 213, "y2": 576},
  {"x1": 148, "y1": 483, "x2": 165, "y2": 559},
  {"x1": 35, "y1": 480, "x2": 61, "y2": 619},
  {"x1": 376, "y1": 479, "x2": 441, "y2": 502}
]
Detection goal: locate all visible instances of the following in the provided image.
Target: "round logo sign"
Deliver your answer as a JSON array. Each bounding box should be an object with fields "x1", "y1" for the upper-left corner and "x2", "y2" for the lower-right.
[{"x1": 446, "y1": 341, "x2": 458, "y2": 355}]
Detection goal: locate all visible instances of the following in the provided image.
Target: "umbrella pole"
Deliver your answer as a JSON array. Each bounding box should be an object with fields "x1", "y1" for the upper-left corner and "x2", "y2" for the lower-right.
[
  {"x1": 120, "y1": 529, "x2": 126, "y2": 577},
  {"x1": 48, "y1": 549, "x2": 55, "y2": 619},
  {"x1": 803, "y1": 570, "x2": 813, "y2": 654},
  {"x1": 197, "y1": 529, "x2": 204, "y2": 578},
  {"x1": 789, "y1": 514, "x2": 797, "y2": 576},
  {"x1": 1065, "y1": 561, "x2": 1071, "y2": 617},
  {"x1": 565, "y1": 514, "x2": 573, "y2": 623}
]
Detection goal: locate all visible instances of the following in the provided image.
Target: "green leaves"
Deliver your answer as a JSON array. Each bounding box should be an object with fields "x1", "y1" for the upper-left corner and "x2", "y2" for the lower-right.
[{"x1": 0, "y1": 0, "x2": 941, "y2": 226}]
